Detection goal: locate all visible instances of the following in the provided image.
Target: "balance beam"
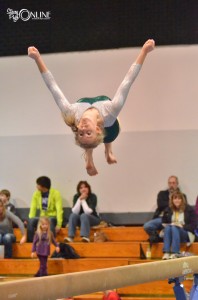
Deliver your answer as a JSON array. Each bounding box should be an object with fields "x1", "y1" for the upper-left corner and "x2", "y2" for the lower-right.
[{"x1": 0, "y1": 256, "x2": 197, "y2": 300}]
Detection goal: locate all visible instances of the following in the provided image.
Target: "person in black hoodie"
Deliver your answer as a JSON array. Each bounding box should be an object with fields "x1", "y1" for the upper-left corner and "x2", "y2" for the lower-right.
[{"x1": 162, "y1": 191, "x2": 196, "y2": 260}]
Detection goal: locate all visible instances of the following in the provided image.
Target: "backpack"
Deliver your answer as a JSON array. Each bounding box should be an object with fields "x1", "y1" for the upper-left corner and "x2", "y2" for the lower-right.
[{"x1": 51, "y1": 242, "x2": 80, "y2": 259}]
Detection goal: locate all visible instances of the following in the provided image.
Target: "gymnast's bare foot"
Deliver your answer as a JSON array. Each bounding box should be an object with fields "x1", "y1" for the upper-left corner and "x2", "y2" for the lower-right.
[
  {"x1": 105, "y1": 151, "x2": 117, "y2": 164},
  {"x1": 85, "y1": 149, "x2": 98, "y2": 176},
  {"x1": 104, "y1": 143, "x2": 117, "y2": 164},
  {"x1": 86, "y1": 163, "x2": 98, "y2": 176}
]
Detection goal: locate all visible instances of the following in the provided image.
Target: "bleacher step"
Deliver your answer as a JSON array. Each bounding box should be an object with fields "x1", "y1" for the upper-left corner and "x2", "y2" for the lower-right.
[
  {"x1": 0, "y1": 258, "x2": 129, "y2": 275},
  {"x1": 1, "y1": 226, "x2": 196, "y2": 299},
  {"x1": 14, "y1": 227, "x2": 148, "y2": 243},
  {"x1": 73, "y1": 297, "x2": 175, "y2": 300},
  {"x1": 12, "y1": 242, "x2": 141, "y2": 258},
  {"x1": 117, "y1": 278, "x2": 193, "y2": 295}
]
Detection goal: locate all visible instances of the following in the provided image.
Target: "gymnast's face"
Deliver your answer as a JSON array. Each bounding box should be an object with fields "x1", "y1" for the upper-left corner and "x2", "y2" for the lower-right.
[{"x1": 77, "y1": 118, "x2": 101, "y2": 144}]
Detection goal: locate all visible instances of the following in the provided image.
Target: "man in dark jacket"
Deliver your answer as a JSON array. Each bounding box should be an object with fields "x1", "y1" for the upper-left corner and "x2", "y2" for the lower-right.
[{"x1": 143, "y1": 175, "x2": 186, "y2": 243}]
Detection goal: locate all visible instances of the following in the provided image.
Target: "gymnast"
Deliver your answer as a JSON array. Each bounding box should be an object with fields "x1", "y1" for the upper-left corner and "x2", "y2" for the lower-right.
[{"x1": 28, "y1": 39, "x2": 155, "y2": 176}]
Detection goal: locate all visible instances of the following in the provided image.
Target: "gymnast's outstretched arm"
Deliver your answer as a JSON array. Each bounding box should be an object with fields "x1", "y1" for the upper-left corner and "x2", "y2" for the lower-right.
[
  {"x1": 109, "y1": 39, "x2": 155, "y2": 117},
  {"x1": 28, "y1": 47, "x2": 72, "y2": 115}
]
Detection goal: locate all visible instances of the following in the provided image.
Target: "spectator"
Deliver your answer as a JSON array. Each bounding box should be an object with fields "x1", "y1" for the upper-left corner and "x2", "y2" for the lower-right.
[
  {"x1": 0, "y1": 189, "x2": 16, "y2": 214},
  {"x1": 162, "y1": 191, "x2": 196, "y2": 259},
  {"x1": 143, "y1": 176, "x2": 186, "y2": 243},
  {"x1": 0, "y1": 199, "x2": 26, "y2": 258},
  {"x1": 27, "y1": 176, "x2": 63, "y2": 242},
  {"x1": 64, "y1": 181, "x2": 100, "y2": 243}
]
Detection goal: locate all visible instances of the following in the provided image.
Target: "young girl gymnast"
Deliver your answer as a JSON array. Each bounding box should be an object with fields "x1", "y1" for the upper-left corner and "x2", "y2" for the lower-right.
[
  {"x1": 31, "y1": 216, "x2": 60, "y2": 277},
  {"x1": 28, "y1": 39, "x2": 155, "y2": 176}
]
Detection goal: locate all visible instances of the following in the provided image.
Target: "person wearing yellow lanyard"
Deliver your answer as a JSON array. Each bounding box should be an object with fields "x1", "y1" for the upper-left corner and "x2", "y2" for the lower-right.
[{"x1": 161, "y1": 191, "x2": 196, "y2": 260}]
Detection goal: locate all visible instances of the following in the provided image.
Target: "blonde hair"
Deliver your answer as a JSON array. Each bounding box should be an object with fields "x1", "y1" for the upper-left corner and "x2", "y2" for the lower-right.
[
  {"x1": 36, "y1": 217, "x2": 51, "y2": 244},
  {"x1": 169, "y1": 192, "x2": 186, "y2": 212},
  {"x1": 62, "y1": 113, "x2": 78, "y2": 133},
  {"x1": 62, "y1": 112, "x2": 106, "y2": 149}
]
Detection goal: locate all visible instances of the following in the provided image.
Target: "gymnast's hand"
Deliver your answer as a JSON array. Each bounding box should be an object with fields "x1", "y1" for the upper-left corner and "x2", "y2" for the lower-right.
[
  {"x1": 28, "y1": 47, "x2": 48, "y2": 73},
  {"x1": 28, "y1": 46, "x2": 41, "y2": 60},
  {"x1": 142, "y1": 39, "x2": 155, "y2": 54}
]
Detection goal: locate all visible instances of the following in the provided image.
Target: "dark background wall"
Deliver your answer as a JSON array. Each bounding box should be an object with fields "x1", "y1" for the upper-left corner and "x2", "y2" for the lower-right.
[{"x1": 0, "y1": 0, "x2": 198, "y2": 56}]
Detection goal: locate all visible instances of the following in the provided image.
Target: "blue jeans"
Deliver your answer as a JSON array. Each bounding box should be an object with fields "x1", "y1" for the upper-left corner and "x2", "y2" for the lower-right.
[
  {"x1": 27, "y1": 217, "x2": 57, "y2": 242},
  {"x1": 0, "y1": 233, "x2": 16, "y2": 258},
  {"x1": 163, "y1": 225, "x2": 189, "y2": 253},
  {"x1": 68, "y1": 213, "x2": 100, "y2": 238},
  {"x1": 144, "y1": 217, "x2": 163, "y2": 235}
]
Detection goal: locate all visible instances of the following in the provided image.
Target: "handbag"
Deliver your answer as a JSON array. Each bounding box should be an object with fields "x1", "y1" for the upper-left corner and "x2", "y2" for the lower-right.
[{"x1": 94, "y1": 231, "x2": 108, "y2": 242}]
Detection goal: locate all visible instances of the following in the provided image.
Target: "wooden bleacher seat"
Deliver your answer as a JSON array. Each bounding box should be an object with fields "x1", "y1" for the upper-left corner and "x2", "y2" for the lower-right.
[
  {"x1": 74, "y1": 297, "x2": 174, "y2": 300},
  {"x1": 12, "y1": 241, "x2": 141, "y2": 258},
  {"x1": 117, "y1": 279, "x2": 193, "y2": 296},
  {"x1": 1, "y1": 226, "x2": 197, "y2": 300},
  {"x1": 74, "y1": 297, "x2": 175, "y2": 300},
  {"x1": 13, "y1": 226, "x2": 149, "y2": 243},
  {"x1": 0, "y1": 258, "x2": 130, "y2": 275}
]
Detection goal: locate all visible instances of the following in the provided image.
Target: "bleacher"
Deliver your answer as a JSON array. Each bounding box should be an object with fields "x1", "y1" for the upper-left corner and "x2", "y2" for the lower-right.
[{"x1": 0, "y1": 226, "x2": 196, "y2": 299}]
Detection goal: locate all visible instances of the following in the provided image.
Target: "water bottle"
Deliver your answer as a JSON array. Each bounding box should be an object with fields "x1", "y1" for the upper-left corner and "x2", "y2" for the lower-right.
[
  {"x1": 146, "y1": 245, "x2": 151, "y2": 259},
  {"x1": 0, "y1": 245, "x2": 5, "y2": 259}
]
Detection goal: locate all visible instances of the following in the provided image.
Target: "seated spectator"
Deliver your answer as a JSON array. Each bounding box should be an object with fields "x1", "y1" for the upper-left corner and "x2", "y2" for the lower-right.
[
  {"x1": 27, "y1": 176, "x2": 63, "y2": 242},
  {"x1": 162, "y1": 191, "x2": 196, "y2": 260},
  {"x1": 143, "y1": 176, "x2": 186, "y2": 243},
  {"x1": 0, "y1": 199, "x2": 26, "y2": 258},
  {"x1": 64, "y1": 181, "x2": 100, "y2": 243},
  {"x1": 0, "y1": 189, "x2": 16, "y2": 214}
]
